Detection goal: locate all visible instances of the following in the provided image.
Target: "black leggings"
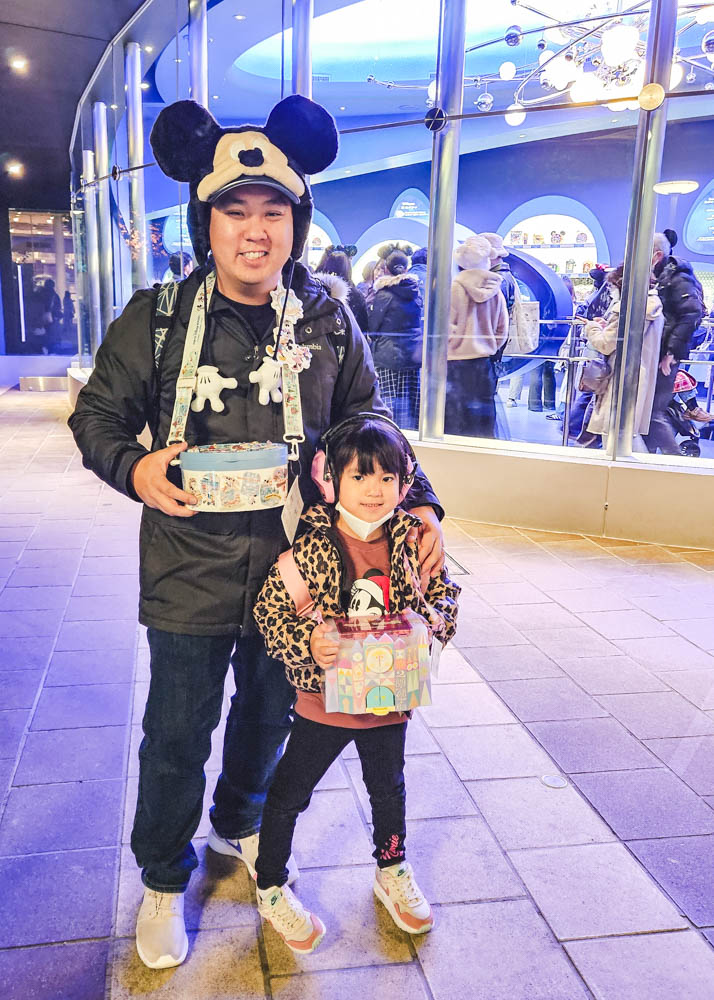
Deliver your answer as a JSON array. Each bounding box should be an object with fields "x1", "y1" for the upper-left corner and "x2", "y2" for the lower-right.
[{"x1": 255, "y1": 714, "x2": 407, "y2": 890}]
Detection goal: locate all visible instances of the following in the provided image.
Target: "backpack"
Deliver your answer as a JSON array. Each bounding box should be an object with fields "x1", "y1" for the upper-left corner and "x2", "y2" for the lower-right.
[{"x1": 506, "y1": 283, "x2": 540, "y2": 355}]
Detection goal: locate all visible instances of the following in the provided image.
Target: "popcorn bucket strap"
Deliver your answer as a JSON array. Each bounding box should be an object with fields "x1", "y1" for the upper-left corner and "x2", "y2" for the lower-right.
[{"x1": 167, "y1": 271, "x2": 217, "y2": 452}]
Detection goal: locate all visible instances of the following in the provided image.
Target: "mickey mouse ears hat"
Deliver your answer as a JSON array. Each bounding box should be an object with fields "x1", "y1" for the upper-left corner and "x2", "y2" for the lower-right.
[{"x1": 150, "y1": 95, "x2": 339, "y2": 264}]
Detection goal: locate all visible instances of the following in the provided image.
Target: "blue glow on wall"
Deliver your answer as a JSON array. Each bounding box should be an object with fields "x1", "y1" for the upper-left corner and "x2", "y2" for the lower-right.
[{"x1": 684, "y1": 179, "x2": 714, "y2": 257}]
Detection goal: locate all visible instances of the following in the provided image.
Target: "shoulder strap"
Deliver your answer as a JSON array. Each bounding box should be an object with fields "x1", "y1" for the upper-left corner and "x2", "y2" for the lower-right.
[
  {"x1": 277, "y1": 549, "x2": 317, "y2": 619},
  {"x1": 152, "y1": 279, "x2": 180, "y2": 370}
]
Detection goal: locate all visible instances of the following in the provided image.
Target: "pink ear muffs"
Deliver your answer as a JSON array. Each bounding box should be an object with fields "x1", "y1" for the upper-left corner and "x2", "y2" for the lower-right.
[{"x1": 310, "y1": 449, "x2": 415, "y2": 505}]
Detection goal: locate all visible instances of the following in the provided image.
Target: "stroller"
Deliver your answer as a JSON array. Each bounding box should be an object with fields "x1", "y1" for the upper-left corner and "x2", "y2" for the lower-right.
[{"x1": 665, "y1": 368, "x2": 702, "y2": 457}]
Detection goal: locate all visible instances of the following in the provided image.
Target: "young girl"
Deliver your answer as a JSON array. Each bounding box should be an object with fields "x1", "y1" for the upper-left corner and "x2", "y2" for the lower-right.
[{"x1": 253, "y1": 415, "x2": 459, "y2": 954}]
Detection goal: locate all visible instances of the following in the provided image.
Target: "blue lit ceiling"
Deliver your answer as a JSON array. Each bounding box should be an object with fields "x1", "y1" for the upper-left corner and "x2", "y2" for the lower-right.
[{"x1": 148, "y1": 0, "x2": 714, "y2": 184}]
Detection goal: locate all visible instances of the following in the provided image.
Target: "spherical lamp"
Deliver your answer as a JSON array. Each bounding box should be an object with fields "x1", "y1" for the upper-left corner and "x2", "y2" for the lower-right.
[
  {"x1": 504, "y1": 103, "x2": 526, "y2": 127},
  {"x1": 475, "y1": 91, "x2": 494, "y2": 112},
  {"x1": 702, "y1": 29, "x2": 714, "y2": 62},
  {"x1": 505, "y1": 25, "x2": 522, "y2": 47},
  {"x1": 499, "y1": 60, "x2": 517, "y2": 81},
  {"x1": 600, "y1": 23, "x2": 640, "y2": 67}
]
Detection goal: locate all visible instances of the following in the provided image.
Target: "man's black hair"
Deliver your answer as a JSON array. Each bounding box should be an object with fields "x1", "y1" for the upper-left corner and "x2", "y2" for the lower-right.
[{"x1": 330, "y1": 418, "x2": 409, "y2": 498}]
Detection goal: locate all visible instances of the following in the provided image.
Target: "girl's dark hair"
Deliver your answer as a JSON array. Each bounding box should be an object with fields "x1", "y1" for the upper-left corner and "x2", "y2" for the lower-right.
[
  {"x1": 607, "y1": 264, "x2": 625, "y2": 290},
  {"x1": 329, "y1": 418, "x2": 409, "y2": 497},
  {"x1": 386, "y1": 250, "x2": 409, "y2": 275},
  {"x1": 316, "y1": 250, "x2": 352, "y2": 283}
]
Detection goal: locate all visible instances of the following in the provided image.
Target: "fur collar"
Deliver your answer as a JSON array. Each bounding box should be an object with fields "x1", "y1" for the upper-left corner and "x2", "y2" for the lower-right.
[
  {"x1": 374, "y1": 272, "x2": 419, "y2": 292},
  {"x1": 313, "y1": 271, "x2": 350, "y2": 304}
]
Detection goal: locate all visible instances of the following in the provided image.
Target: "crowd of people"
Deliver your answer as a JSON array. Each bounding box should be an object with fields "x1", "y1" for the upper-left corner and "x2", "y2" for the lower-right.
[{"x1": 24, "y1": 277, "x2": 75, "y2": 354}]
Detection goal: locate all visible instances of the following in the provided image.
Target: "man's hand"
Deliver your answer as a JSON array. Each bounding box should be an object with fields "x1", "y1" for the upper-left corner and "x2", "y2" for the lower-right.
[
  {"x1": 659, "y1": 352, "x2": 676, "y2": 376},
  {"x1": 131, "y1": 442, "x2": 198, "y2": 518},
  {"x1": 407, "y1": 506, "x2": 445, "y2": 586},
  {"x1": 310, "y1": 620, "x2": 339, "y2": 669}
]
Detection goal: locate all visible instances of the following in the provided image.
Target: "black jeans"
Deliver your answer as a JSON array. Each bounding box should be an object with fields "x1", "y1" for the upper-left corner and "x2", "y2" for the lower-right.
[
  {"x1": 255, "y1": 714, "x2": 407, "y2": 890},
  {"x1": 445, "y1": 357, "x2": 497, "y2": 438},
  {"x1": 643, "y1": 364, "x2": 680, "y2": 455},
  {"x1": 131, "y1": 629, "x2": 295, "y2": 893}
]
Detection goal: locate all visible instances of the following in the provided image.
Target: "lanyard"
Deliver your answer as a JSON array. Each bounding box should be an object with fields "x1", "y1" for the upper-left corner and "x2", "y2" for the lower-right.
[{"x1": 166, "y1": 268, "x2": 308, "y2": 461}]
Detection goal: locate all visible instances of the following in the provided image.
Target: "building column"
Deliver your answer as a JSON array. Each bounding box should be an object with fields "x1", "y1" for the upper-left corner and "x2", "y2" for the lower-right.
[
  {"x1": 92, "y1": 101, "x2": 114, "y2": 340},
  {"x1": 292, "y1": 0, "x2": 313, "y2": 99},
  {"x1": 82, "y1": 149, "x2": 103, "y2": 359},
  {"x1": 609, "y1": 0, "x2": 678, "y2": 458},
  {"x1": 420, "y1": 0, "x2": 466, "y2": 439},
  {"x1": 125, "y1": 41, "x2": 148, "y2": 291},
  {"x1": 53, "y1": 215, "x2": 67, "y2": 301},
  {"x1": 188, "y1": 0, "x2": 208, "y2": 108}
]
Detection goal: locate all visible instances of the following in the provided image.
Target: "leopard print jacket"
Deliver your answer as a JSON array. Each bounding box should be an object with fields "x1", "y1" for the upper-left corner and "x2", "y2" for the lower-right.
[{"x1": 253, "y1": 503, "x2": 460, "y2": 693}]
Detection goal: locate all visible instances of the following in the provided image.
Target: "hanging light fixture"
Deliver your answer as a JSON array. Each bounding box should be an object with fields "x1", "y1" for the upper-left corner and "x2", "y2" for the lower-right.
[
  {"x1": 695, "y1": 5, "x2": 714, "y2": 24},
  {"x1": 504, "y1": 104, "x2": 526, "y2": 126},
  {"x1": 670, "y1": 61, "x2": 684, "y2": 89},
  {"x1": 499, "y1": 61, "x2": 517, "y2": 81},
  {"x1": 600, "y1": 23, "x2": 640, "y2": 67},
  {"x1": 702, "y1": 30, "x2": 714, "y2": 62}
]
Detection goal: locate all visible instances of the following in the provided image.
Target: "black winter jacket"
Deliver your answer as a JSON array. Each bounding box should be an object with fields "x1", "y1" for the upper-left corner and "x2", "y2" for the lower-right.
[
  {"x1": 69, "y1": 263, "x2": 441, "y2": 635},
  {"x1": 654, "y1": 256, "x2": 705, "y2": 362},
  {"x1": 368, "y1": 273, "x2": 423, "y2": 370}
]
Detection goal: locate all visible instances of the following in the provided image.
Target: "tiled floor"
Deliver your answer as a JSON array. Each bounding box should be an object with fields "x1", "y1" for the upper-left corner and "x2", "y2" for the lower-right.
[{"x1": 1, "y1": 388, "x2": 713, "y2": 999}]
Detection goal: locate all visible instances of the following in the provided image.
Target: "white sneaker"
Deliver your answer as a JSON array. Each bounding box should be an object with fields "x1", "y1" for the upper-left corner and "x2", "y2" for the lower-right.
[
  {"x1": 257, "y1": 883, "x2": 325, "y2": 954},
  {"x1": 374, "y1": 862, "x2": 434, "y2": 934},
  {"x1": 207, "y1": 827, "x2": 299, "y2": 884},
  {"x1": 506, "y1": 398, "x2": 517, "y2": 407},
  {"x1": 135, "y1": 888, "x2": 189, "y2": 969}
]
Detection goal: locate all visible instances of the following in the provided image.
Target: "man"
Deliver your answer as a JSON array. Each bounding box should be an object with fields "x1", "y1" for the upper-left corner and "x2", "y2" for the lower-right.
[
  {"x1": 643, "y1": 229, "x2": 705, "y2": 454},
  {"x1": 69, "y1": 95, "x2": 444, "y2": 969}
]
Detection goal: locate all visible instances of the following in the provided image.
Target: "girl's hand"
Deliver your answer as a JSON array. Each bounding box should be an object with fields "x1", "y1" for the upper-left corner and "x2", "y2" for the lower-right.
[{"x1": 310, "y1": 620, "x2": 339, "y2": 669}]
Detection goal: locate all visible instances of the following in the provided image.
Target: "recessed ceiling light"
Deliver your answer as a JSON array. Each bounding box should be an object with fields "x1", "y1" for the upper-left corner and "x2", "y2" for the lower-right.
[
  {"x1": 110, "y1": 103, "x2": 119, "y2": 110},
  {"x1": 234, "y1": 14, "x2": 246, "y2": 20},
  {"x1": 10, "y1": 55, "x2": 28, "y2": 73},
  {"x1": 345, "y1": 169, "x2": 351, "y2": 174},
  {"x1": 46, "y1": 218, "x2": 53, "y2": 223},
  {"x1": 6, "y1": 161, "x2": 24, "y2": 177},
  {"x1": 518, "y1": 133, "x2": 527, "y2": 138},
  {"x1": 611, "y1": 118, "x2": 618, "y2": 122},
  {"x1": 144, "y1": 45, "x2": 154, "y2": 53},
  {"x1": 141, "y1": 82, "x2": 150, "y2": 90},
  {"x1": 174, "y1": 58, "x2": 181, "y2": 63},
  {"x1": 339, "y1": 105, "x2": 346, "y2": 110}
]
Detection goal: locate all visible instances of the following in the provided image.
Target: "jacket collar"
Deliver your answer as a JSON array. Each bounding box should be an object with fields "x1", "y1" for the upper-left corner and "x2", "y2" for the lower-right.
[{"x1": 374, "y1": 272, "x2": 419, "y2": 292}]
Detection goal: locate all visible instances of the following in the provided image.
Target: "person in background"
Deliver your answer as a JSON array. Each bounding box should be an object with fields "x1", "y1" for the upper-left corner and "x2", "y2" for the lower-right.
[
  {"x1": 39, "y1": 278, "x2": 62, "y2": 352},
  {"x1": 580, "y1": 265, "x2": 612, "y2": 321},
  {"x1": 357, "y1": 260, "x2": 378, "y2": 309},
  {"x1": 314, "y1": 248, "x2": 369, "y2": 331},
  {"x1": 409, "y1": 247, "x2": 428, "y2": 302},
  {"x1": 447, "y1": 236, "x2": 509, "y2": 438},
  {"x1": 368, "y1": 245, "x2": 423, "y2": 430},
  {"x1": 582, "y1": 265, "x2": 664, "y2": 449},
  {"x1": 169, "y1": 251, "x2": 194, "y2": 279},
  {"x1": 643, "y1": 229, "x2": 705, "y2": 454}
]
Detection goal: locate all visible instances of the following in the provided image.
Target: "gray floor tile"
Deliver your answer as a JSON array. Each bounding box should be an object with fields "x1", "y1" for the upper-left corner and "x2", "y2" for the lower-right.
[
  {"x1": 527, "y1": 718, "x2": 661, "y2": 773},
  {"x1": 565, "y1": 931, "x2": 714, "y2": 1000},
  {"x1": 78, "y1": 556, "x2": 139, "y2": 576},
  {"x1": 14, "y1": 726, "x2": 127, "y2": 785},
  {"x1": 14, "y1": 549, "x2": 80, "y2": 571},
  {"x1": 556, "y1": 655, "x2": 668, "y2": 695},
  {"x1": 656, "y1": 668, "x2": 714, "y2": 709},
  {"x1": 55, "y1": 619, "x2": 137, "y2": 651},
  {"x1": 293, "y1": 788, "x2": 373, "y2": 868},
  {"x1": 6, "y1": 565, "x2": 78, "y2": 587},
  {"x1": 0, "y1": 779, "x2": 125, "y2": 855},
  {"x1": 0, "y1": 670, "x2": 43, "y2": 709},
  {"x1": 0, "y1": 609, "x2": 62, "y2": 638},
  {"x1": 71, "y1": 574, "x2": 138, "y2": 597},
  {"x1": 110, "y1": 926, "x2": 264, "y2": 999},
  {"x1": 406, "y1": 815, "x2": 525, "y2": 902},
  {"x1": 491, "y1": 677, "x2": 608, "y2": 722},
  {"x1": 431, "y1": 646, "x2": 483, "y2": 683},
  {"x1": 0, "y1": 586, "x2": 72, "y2": 611},
  {"x1": 0, "y1": 847, "x2": 116, "y2": 947},
  {"x1": 45, "y1": 648, "x2": 135, "y2": 686},
  {"x1": 63, "y1": 594, "x2": 139, "y2": 622},
  {"x1": 509, "y1": 842, "x2": 687, "y2": 940},
  {"x1": 31, "y1": 684, "x2": 132, "y2": 730},
  {"x1": 498, "y1": 603, "x2": 583, "y2": 630},
  {"x1": 628, "y1": 836, "x2": 714, "y2": 927},
  {"x1": 643, "y1": 735, "x2": 714, "y2": 795},
  {"x1": 417, "y1": 899, "x2": 590, "y2": 1000},
  {"x1": 452, "y1": 617, "x2": 528, "y2": 647},
  {"x1": 596, "y1": 691, "x2": 714, "y2": 738},
  {"x1": 419, "y1": 682, "x2": 516, "y2": 727},
  {"x1": 469, "y1": 580, "x2": 552, "y2": 606},
  {"x1": 668, "y1": 618, "x2": 714, "y2": 650},
  {"x1": 524, "y1": 626, "x2": 618, "y2": 659},
  {"x1": 577, "y1": 610, "x2": 674, "y2": 640},
  {"x1": 462, "y1": 644, "x2": 564, "y2": 681},
  {"x1": 572, "y1": 768, "x2": 714, "y2": 839},
  {"x1": 0, "y1": 709, "x2": 29, "y2": 758},
  {"x1": 548, "y1": 587, "x2": 635, "y2": 613},
  {"x1": 435, "y1": 724, "x2": 555, "y2": 780},
  {"x1": 270, "y1": 965, "x2": 431, "y2": 1000},
  {"x1": 467, "y1": 776, "x2": 616, "y2": 850},
  {"x1": 0, "y1": 940, "x2": 110, "y2": 1000},
  {"x1": 614, "y1": 635, "x2": 714, "y2": 671}
]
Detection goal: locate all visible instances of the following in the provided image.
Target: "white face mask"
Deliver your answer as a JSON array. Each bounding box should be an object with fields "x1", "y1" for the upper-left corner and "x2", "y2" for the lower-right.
[{"x1": 335, "y1": 502, "x2": 394, "y2": 541}]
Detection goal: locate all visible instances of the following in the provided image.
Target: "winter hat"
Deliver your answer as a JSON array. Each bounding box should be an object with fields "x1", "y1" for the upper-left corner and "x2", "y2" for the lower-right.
[
  {"x1": 150, "y1": 95, "x2": 339, "y2": 265},
  {"x1": 454, "y1": 236, "x2": 492, "y2": 271},
  {"x1": 479, "y1": 232, "x2": 508, "y2": 260}
]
